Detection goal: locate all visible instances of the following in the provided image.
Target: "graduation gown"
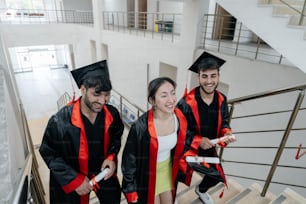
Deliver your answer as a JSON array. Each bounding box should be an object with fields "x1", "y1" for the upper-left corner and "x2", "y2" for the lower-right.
[
  {"x1": 121, "y1": 108, "x2": 193, "y2": 204},
  {"x1": 39, "y1": 98, "x2": 124, "y2": 204},
  {"x1": 177, "y1": 87, "x2": 232, "y2": 185}
]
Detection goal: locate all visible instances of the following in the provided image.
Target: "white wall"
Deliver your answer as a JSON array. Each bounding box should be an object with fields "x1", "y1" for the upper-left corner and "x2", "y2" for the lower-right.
[
  {"x1": 62, "y1": 0, "x2": 92, "y2": 10},
  {"x1": 101, "y1": 31, "x2": 192, "y2": 110},
  {"x1": 2, "y1": 22, "x2": 306, "y2": 111},
  {"x1": 103, "y1": 0, "x2": 126, "y2": 11}
]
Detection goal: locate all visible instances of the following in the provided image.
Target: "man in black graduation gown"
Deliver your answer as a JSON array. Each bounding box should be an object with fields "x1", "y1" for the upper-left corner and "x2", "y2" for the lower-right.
[
  {"x1": 177, "y1": 52, "x2": 236, "y2": 204},
  {"x1": 39, "y1": 60, "x2": 124, "y2": 204}
]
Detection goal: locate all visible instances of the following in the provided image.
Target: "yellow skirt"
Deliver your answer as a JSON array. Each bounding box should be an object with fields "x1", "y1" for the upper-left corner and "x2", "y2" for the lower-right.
[{"x1": 155, "y1": 157, "x2": 172, "y2": 195}]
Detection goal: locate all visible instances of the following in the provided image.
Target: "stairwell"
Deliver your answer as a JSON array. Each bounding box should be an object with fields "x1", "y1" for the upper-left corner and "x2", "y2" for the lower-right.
[{"x1": 215, "y1": 0, "x2": 306, "y2": 74}]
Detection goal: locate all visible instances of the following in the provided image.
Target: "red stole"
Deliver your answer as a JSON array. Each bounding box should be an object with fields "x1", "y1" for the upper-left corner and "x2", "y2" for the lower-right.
[
  {"x1": 184, "y1": 89, "x2": 227, "y2": 196},
  {"x1": 71, "y1": 98, "x2": 112, "y2": 204},
  {"x1": 147, "y1": 109, "x2": 188, "y2": 204}
]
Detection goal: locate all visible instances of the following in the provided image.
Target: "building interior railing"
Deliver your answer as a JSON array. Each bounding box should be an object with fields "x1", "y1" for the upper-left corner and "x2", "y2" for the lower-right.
[
  {"x1": 1, "y1": 7, "x2": 301, "y2": 68},
  {"x1": 2, "y1": 66, "x2": 45, "y2": 203},
  {"x1": 0, "y1": 8, "x2": 94, "y2": 25},
  {"x1": 226, "y1": 83, "x2": 306, "y2": 196},
  {"x1": 268, "y1": 0, "x2": 306, "y2": 26},
  {"x1": 102, "y1": 11, "x2": 182, "y2": 42},
  {"x1": 200, "y1": 14, "x2": 295, "y2": 67}
]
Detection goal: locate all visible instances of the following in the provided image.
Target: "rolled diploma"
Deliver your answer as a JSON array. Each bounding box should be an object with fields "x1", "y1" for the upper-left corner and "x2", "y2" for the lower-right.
[
  {"x1": 89, "y1": 168, "x2": 110, "y2": 186},
  {"x1": 210, "y1": 134, "x2": 236, "y2": 145},
  {"x1": 186, "y1": 156, "x2": 220, "y2": 163}
]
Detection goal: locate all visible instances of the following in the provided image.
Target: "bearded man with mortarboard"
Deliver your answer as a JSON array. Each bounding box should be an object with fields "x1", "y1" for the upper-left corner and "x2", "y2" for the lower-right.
[
  {"x1": 176, "y1": 52, "x2": 236, "y2": 204},
  {"x1": 39, "y1": 60, "x2": 124, "y2": 204}
]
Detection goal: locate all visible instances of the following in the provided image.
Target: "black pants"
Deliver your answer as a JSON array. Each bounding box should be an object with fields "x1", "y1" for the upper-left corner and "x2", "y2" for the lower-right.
[
  {"x1": 197, "y1": 149, "x2": 221, "y2": 193},
  {"x1": 198, "y1": 175, "x2": 220, "y2": 193},
  {"x1": 95, "y1": 176, "x2": 121, "y2": 203}
]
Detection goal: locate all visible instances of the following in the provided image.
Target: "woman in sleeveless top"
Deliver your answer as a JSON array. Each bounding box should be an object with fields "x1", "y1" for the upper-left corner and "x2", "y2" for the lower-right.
[{"x1": 121, "y1": 77, "x2": 193, "y2": 204}]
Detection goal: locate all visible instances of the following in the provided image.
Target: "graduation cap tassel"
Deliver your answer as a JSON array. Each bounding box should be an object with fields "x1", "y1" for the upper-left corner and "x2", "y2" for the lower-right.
[
  {"x1": 182, "y1": 62, "x2": 190, "y2": 98},
  {"x1": 183, "y1": 84, "x2": 188, "y2": 97},
  {"x1": 68, "y1": 69, "x2": 77, "y2": 105}
]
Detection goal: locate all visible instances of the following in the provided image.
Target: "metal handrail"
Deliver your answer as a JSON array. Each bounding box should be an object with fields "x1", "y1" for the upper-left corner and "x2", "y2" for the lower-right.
[
  {"x1": 227, "y1": 83, "x2": 306, "y2": 196},
  {"x1": 110, "y1": 89, "x2": 145, "y2": 127},
  {"x1": 262, "y1": 89, "x2": 304, "y2": 196},
  {"x1": 0, "y1": 8, "x2": 301, "y2": 67},
  {"x1": 200, "y1": 14, "x2": 295, "y2": 67},
  {"x1": 102, "y1": 11, "x2": 181, "y2": 42},
  {"x1": 279, "y1": 0, "x2": 306, "y2": 25},
  {"x1": 57, "y1": 91, "x2": 72, "y2": 110},
  {"x1": 228, "y1": 83, "x2": 306, "y2": 104},
  {"x1": 1, "y1": 66, "x2": 45, "y2": 203},
  {"x1": 0, "y1": 8, "x2": 94, "y2": 25},
  {"x1": 267, "y1": 0, "x2": 306, "y2": 25},
  {"x1": 56, "y1": 89, "x2": 145, "y2": 127}
]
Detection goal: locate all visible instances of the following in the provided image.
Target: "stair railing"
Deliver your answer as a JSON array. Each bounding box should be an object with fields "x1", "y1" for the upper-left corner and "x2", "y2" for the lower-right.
[
  {"x1": 226, "y1": 83, "x2": 306, "y2": 197},
  {"x1": 0, "y1": 8, "x2": 94, "y2": 25},
  {"x1": 102, "y1": 11, "x2": 181, "y2": 42},
  {"x1": 1, "y1": 66, "x2": 45, "y2": 203},
  {"x1": 279, "y1": 0, "x2": 306, "y2": 26},
  {"x1": 200, "y1": 14, "x2": 293, "y2": 67},
  {"x1": 108, "y1": 89, "x2": 145, "y2": 127},
  {"x1": 57, "y1": 91, "x2": 72, "y2": 110}
]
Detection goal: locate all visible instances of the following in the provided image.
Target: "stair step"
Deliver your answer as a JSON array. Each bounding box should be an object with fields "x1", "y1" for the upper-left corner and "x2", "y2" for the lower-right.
[
  {"x1": 225, "y1": 183, "x2": 276, "y2": 204},
  {"x1": 258, "y1": 0, "x2": 305, "y2": 6},
  {"x1": 177, "y1": 175, "x2": 246, "y2": 204},
  {"x1": 269, "y1": 188, "x2": 306, "y2": 204},
  {"x1": 176, "y1": 172, "x2": 202, "y2": 203},
  {"x1": 288, "y1": 15, "x2": 306, "y2": 27},
  {"x1": 209, "y1": 179, "x2": 245, "y2": 204},
  {"x1": 272, "y1": 5, "x2": 303, "y2": 16}
]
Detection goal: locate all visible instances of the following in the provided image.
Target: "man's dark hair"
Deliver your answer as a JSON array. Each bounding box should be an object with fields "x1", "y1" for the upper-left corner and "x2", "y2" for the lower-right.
[
  {"x1": 82, "y1": 76, "x2": 112, "y2": 93},
  {"x1": 198, "y1": 58, "x2": 220, "y2": 73}
]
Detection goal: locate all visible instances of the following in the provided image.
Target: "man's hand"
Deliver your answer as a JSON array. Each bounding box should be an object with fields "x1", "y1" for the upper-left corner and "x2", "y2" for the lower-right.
[
  {"x1": 199, "y1": 137, "x2": 214, "y2": 150},
  {"x1": 222, "y1": 134, "x2": 237, "y2": 144},
  {"x1": 75, "y1": 177, "x2": 92, "y2": 195},
  {"x1": 101, "y1": 159, "x2": 116, "y2": 180}
]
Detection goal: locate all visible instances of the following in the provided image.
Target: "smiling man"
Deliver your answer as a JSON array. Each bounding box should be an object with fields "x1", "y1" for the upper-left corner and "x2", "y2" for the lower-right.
[
  {"x1": 177, "y1": 52, "x2": 236, "y2": 204},
  {"x1": 39, "y1": 60, "x2": 124, "y2": 204}
]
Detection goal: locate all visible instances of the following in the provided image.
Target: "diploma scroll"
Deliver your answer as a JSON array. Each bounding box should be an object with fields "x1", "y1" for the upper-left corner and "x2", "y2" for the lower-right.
[
  {"x1": 210, "y1": 134, "x2": 236, "y2": 145},
  {"x1": 89, "y1": 168, "x2": 110, "y2": 186},
  {"x1": 186, "y1": 156, "x2": 220, "y2": 164}
]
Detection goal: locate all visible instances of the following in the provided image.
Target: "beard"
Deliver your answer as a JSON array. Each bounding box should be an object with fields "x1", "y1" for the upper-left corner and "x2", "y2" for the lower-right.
[
  {"x1": 84, "y1": 92, "x2": 103, "y2": 113},
  {"x1": 200, "y1": 83, "x2": 218, "y2": 95}
]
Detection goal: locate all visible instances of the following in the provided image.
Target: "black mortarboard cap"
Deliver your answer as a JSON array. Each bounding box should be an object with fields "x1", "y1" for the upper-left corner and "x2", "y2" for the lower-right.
[
  {"x1": 188, "y1": 51, "x2": 226, "y2": 73},
  {"x1": 71, "y1": 60, "x2": 110, "y2": 88}
]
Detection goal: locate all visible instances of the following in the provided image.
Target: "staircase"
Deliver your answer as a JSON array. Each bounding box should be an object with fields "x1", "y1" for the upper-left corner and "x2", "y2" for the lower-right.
[
  {"x1": 215, "y1": 0, "x2": 306, "y2": 74},
  {"x1": 175, "y1": 175, "x2": 306, "y2": 204},
  {"x1": 89, "y1": 173, "x2": 306, "y2": 204}
]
